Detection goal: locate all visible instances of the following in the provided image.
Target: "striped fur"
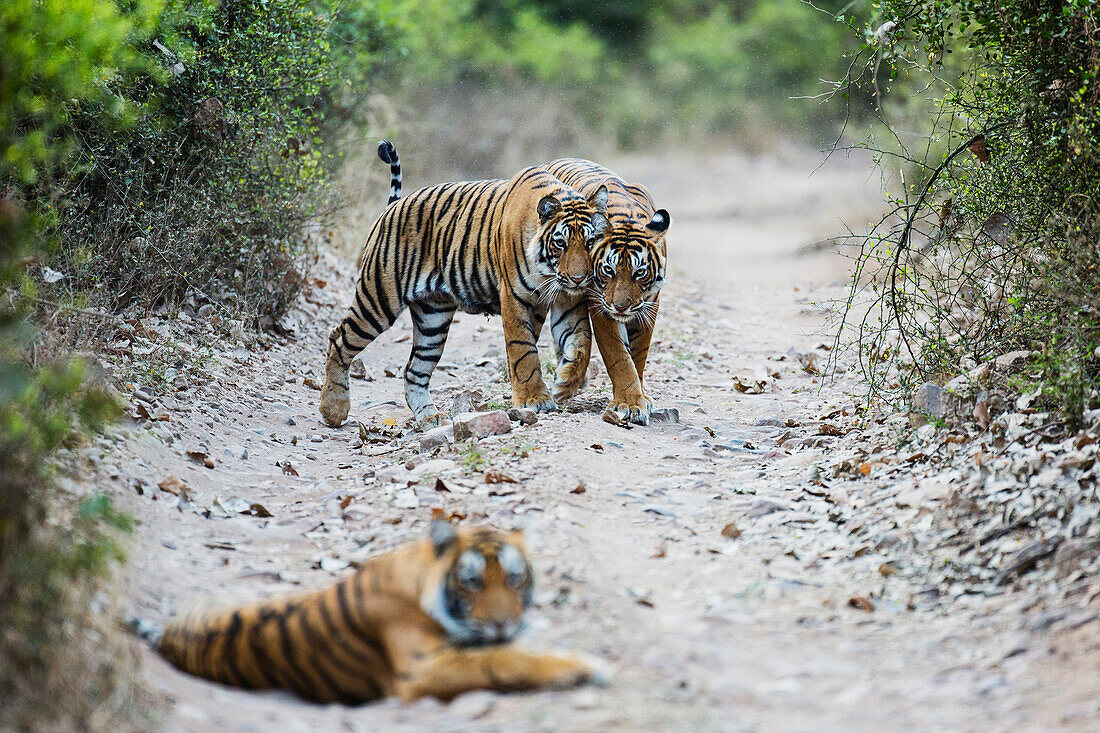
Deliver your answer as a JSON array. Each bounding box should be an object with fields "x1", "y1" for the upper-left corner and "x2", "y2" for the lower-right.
[
  {"x1": 158, "y1": 522, "x2": 605, "y2": 703},
  {"x1": 321, "y1": 145, "x2": 609, "y2": 428},
  {"x1": 542, "y1": 159, "x2": 670, "y2": 426},
  {"x1": 377, "y1": 139, "x2": 401, "y2": 204}
]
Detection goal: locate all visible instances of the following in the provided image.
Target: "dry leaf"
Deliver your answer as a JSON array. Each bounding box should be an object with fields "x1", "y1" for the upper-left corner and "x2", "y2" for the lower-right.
[
  {"x1": 589, "y1": 444, "x2": 604, "y2": 453},
  {"x1": 280, "y1": 461, "x2": 299, "y2": 477},
  {"x1": 340, "y1": 495, "x2": 353, "y2": 511},
  {"x1": 651, "y1": 541, "x2": 667, "y2": 559},
  {"x1": 968, "y1": 134, "x2": 989, "y2": 162},
  {"x1": 248, "y1": 503, "x2": 273, "y2": 518},
  {"x1": 848, "y1": 596, "x2": 875, "y2": 612},
  {"x1": 484, "y1": 472, "x2": 517, "y2": 484},
  {"x1": 382, "y1": 417, "x2": 398, "y2": 427},
  {"x1": 720, "y1": 522, "x2": 742, "y2": 539},
  {"x1": 732, "y1": 375, "x2": 766, "y2": 394},
  {"x1": 157, "y1": 475, "x2": 187, "y2": 495},
  {"x1": 570, "y1": 483, "x2": 586, "y2": 495},
  {"x1": 303, "y1": 377, "x2": 322, "y2": 390},
  {"x1": 434, "y1": 478, "x2": 451, "y2": 492},
  {"x1": 878, "y1": 562, "x2": 900, "y2": 577}
]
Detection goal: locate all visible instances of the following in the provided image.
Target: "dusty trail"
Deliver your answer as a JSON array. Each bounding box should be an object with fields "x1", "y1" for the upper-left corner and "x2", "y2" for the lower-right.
[{"x1": 98, "y1": 149, "x2": 1082, "y2": 731}]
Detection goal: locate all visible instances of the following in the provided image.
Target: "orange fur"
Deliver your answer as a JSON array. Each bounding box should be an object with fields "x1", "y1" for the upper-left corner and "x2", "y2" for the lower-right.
[
  {"x1": 542, "y1": 159, "x2": 670, "y2": 425},
  {"x1": 321, "y1": 150, "x2": 609, "y2": 429},
  {"x1": 158, "y1": 522, "x2": 604, "y2": 703}
]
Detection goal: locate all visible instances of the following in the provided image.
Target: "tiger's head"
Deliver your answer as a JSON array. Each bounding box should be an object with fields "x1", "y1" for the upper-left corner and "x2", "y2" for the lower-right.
[
  {"x1": 530, "y1": 184, "x2": 610, "y2": 298},
  {"x1": 590, "y1": 208, "x2": 670, "y2": 323},
  {"x1": 420, "y1": 520, "x2": 534, "y2": 646}
]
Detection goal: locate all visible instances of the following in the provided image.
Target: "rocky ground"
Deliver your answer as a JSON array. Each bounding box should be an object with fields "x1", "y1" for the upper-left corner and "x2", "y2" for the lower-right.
[{"x1": 69, "y1": 149, "x2": 1099, "y2": 731}]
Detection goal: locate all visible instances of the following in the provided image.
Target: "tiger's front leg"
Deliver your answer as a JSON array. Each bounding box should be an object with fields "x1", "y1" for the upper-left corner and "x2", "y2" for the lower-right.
[
  {"x1": 392, "y1": 643, "x2": 607, "y2": 702},
  {"x1": 549, "y1": 295, "x2": 592, "y2": 404},
  {"x1": 625, "y1": 296, "x2": 658, "y2": 410},
  {"x1": 500, "y1": 292, "x2": 556, "y2": 412},
  {"x1": 592, "y1": 309, "x2": 650, "y2": 425}
]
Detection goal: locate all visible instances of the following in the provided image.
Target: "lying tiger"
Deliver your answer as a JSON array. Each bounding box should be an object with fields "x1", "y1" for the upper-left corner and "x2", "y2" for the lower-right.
[
  {"x1": 320, "y1": 141, "x2": 609, "y2": 428},
  {"x1": 157, "y1": 520, "x2": 606, "y2": 703},
  {"x1": 543, "y1": 158, "x2": 671, "y2": 426}
]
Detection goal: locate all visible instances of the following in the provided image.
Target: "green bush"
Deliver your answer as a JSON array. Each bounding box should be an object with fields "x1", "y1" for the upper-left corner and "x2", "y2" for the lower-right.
[
  {"x1": 844, "y1": 1, "x2": 1100, "y2": 419},
  {"x1": 47, "y1": 0, "x2": 349, "y2": 316},
  {"x1": 2, "y1": 1, "x2": 139, "y2": 726}
]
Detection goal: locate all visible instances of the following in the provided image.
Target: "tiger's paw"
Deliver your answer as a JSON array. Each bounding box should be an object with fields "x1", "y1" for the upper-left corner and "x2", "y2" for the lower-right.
[
  {"x1": 543, "y1": 653, "x2": 613, "y2": 691},
  {"x1": 602, "y1": 396, "x2": 651, "y2": 426},
  {"x1": 320, "y1": 384, "x2": 350, "y2": 427},
  {"x1": 513, "y1": 393, "x2": 558, "y2": 413}
]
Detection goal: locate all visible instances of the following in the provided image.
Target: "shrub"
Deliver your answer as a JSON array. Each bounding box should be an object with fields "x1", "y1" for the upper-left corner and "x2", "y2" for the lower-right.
[
  {"x1": 45, "y1": 0, "x2": 348, "y2": 317},
  {"x1": 2, "y1": 1, "x2": 140, "y2": 726},
  {"x1": 842, "y1": 2, "x2": 1100, "y2": 419}
]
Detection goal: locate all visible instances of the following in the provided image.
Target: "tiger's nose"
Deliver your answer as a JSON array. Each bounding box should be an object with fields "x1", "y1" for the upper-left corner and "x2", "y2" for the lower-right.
[{"x1": 569, "y1": 275, "x2": 587, "y2": 284}]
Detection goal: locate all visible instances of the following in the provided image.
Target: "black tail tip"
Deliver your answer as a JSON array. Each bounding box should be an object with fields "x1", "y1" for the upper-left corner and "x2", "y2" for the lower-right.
[{"x1": 377, "y1": 140, "x2": 398, "y2": 165}]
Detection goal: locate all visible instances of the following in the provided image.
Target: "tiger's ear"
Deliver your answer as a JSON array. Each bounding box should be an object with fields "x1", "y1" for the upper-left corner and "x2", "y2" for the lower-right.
[
  {"x1": 646, "y1": 209, "x2": 671, "y2": 234},
  {"x1": 429, "y1": 519, "x2": 458, "y2": 556},
  {"x1": 537, "y1": 195, "x2": 561, "y2": 221},
  {"x1": 588, "y1": 184, "x2": 609, "y2": 214},
  {"x1": 592, "y1": 211, "x2": 609, "y2": 236}
]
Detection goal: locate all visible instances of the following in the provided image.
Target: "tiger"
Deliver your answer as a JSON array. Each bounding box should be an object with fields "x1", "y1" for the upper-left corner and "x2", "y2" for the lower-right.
[
  {"x1": 156, "y1": 519, "x2": 607, "y2": 703},
  {"x1": 542, "y1": 159, "x2": 670, "y2": 426},
  {"x1": 320, "y1": 141, "x2": 610, "y2": 429}
]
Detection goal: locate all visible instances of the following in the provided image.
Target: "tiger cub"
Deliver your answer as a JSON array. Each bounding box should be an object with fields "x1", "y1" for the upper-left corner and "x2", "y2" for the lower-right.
[
  {"x1": 542, "y1": 159, "x2": 671, "y2": 426},
  {"x1": 157, "y1": 520, "x2": 606, "y2": 703},
  {"x1": 320, "y1": 141, "x2": 609, "y2": 429}
]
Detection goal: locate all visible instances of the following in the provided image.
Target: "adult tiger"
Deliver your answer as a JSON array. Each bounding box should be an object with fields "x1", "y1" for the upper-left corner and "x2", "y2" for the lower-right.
[
  {"x1": 156, "y1": 520, "x2": 607, "y2": 703},
  {"x1": 321, "y1": 141, "x2": 609, "y2": 428},
  {"x1": 542, "y1": 159, "x2": 670, "y2": 426}
]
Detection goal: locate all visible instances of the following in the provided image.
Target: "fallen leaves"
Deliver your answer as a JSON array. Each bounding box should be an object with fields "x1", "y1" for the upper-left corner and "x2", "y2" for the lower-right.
[
  {"x1": 484, "y1": 471, "x2": 517, "y2": 484},
  {"x1": 278, "y1": 461, "x2": 299, "y2": 476},
  {"x1": 187, "y1": 450, "x2": 214, "y2": 468},
  {"x1": 302, "y1": 377, "x2": 322, "y2": 390},
  {"x1": 848, "y1": 596, "x2": 875, "y2": 613},
  {"x1": 732, "y1": 375, "x2": 767, "y2": 394},
  {"x1": 720, "y1": 522, "x2": 742, "y2": 539},
  {"x1": 157, "y1": 475, "x2": 187, "y2": 495}
]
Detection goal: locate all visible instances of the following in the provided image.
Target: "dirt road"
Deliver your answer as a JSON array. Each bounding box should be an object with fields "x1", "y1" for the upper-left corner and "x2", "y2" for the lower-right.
[{"x1": 98, "y1": 149, "x2": 1089, "y2": 731}]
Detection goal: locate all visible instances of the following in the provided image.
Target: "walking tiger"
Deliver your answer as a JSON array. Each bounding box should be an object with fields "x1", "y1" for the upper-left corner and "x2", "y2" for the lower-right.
[{"x1": 320, "y1": 141, "x2": 609, "y2": 428}]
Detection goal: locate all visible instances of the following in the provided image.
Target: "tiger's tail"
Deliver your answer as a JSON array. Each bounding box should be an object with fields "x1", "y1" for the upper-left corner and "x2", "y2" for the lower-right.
[
  {"x1": 157, "y1": 581, "x2": 387, "y2": 704},
  {"x1": 378, "y1": 139, "x2": 401, "y2": 204}
]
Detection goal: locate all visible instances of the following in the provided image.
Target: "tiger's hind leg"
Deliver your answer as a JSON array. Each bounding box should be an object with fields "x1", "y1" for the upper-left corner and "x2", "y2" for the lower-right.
[
  {"x1": 404, "y1": 300, "x2": 457, "y2": 428},
  {"x1": 321, "y1": 289, "x2": 404, "y2": 427},
  {"x1": 549, "y1": 295, "x2": 592, "y2": 404}
]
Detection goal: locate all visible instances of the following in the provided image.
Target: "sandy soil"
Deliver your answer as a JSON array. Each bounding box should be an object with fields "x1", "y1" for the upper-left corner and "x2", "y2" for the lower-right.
[{"x1": 90, "y1": 148, "x2": 1097, "y2": 731}]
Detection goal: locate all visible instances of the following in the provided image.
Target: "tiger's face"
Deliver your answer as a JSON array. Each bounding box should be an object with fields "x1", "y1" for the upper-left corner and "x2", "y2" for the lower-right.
[
  {"x1": 532, "y1": 185, "x2": 609, "y2": 298},
  {"x1": 591, "y1": 209, "x2": 670, "y2": 323},
  {"x1": 421, "y1": 521, "x2": 534, "y2": 646}
]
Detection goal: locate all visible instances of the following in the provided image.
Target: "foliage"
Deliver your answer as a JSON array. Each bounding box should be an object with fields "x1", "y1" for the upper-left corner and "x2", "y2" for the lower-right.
[
  {"x1": 46, "y1": 0, "x2": 352, "y2": 316},
  {"x1": 1, "y1": 3, "x2": 137, "y2": 726},
  {"x1": 841, "y1": 1, "x2": 1100, "y2": 419}
]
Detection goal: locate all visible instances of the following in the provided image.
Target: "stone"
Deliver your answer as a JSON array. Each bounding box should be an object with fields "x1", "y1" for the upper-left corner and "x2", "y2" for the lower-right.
[
  {"x1": 746, "y1": 498, "x2": 790, "y2": 518},
  {"x1": 649, "y1": 408, "x2": 680, "y2": 424},
  {"x1": 349, "y1": 357, "x2": 366, "y2": 380},
  {"x1": 419, "y1": 424, "x2": 454, "y2": 451},
  {"x1": 912, "y1": 382, "x2": 946, "y2": 419},
  {"x1": 507, "y1": 407, "x2": 538, "y2": 425},
  {"x1": 452, "y1": 411, "x2": 512, "y2": 441},
  {"x1": 753, "y1": 416, "x2": 786, "y2": 428},
  {"x1": 452, "y1": 389, "x2": 487, "y2": 415}
]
